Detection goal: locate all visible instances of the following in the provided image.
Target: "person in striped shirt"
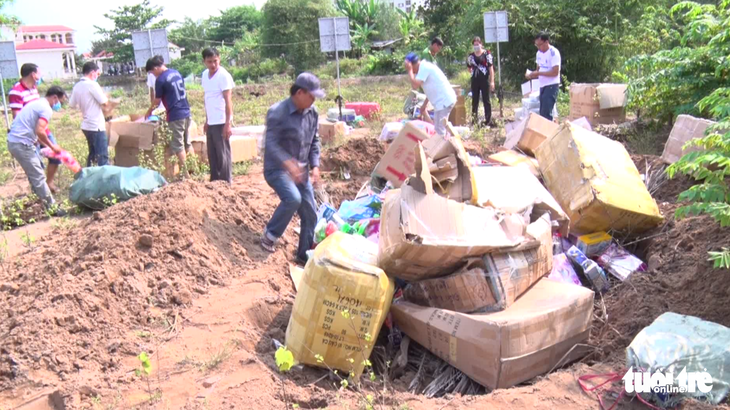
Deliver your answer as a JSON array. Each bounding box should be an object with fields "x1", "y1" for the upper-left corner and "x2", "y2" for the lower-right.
[{"x1": 8, "y1": 63, "x2": 61, "y2": 193}]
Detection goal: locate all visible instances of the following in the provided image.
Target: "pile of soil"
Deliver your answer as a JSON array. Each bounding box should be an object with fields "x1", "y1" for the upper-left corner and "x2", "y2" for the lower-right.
[
  {"x1": 589, "y1": 155, "x2": 730, "y2": 364},
  {"x1": 320, "y1": 137, "x2": 385, "y2": 177},
  {"x1": 0, "y1": 179, "x2": 295, "y2": 393}
]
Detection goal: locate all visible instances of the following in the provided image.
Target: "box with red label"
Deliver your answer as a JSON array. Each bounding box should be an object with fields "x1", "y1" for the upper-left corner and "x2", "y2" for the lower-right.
[
  {"x1": 346, "y1": 102, "x2": 381, "y2": 119},
  {"x1": 374, "y1": 122, "x2": 431, "y2": 187}
]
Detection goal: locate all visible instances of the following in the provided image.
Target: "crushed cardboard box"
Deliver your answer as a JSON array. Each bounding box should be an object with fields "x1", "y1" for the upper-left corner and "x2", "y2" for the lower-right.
[
  {"x1": 407, "y1": 136, "x2": 474, "y2": 203},
  {"x1": 661, "y1": 114, "x2": 714, "y2": 164},
  {"x1": 403, "y1": 258, "x2": 495, "y2": 313},
  {"x1": 378, "y1": 185, "x2": 531, "y2": 281},
  {"x1": 569, "y1": 83, "x2": 627, "y2": 126},
  {"x1": 487, "y1": 150, "x2": 540, "y2": 178},
  {"x1": 391, "y1": 278, "x2": 595, "y2": 390},
  {"x1": 536, "y1": 122, "x2": 663, "y2": 233},
  {"x1": 482, "y1": 214, "x2": 553, "y2": 311},
  {"x1": 503, "y1": 113, "x2": 559, "y2": 156},
  {"x1": 471, "y1": 166, "x2": 569, "y2": 236},
  {"x1": 232, "y1": 125, "x2": 266, "y2": 155},
  {"x1": 402, "y1": 214, "x2": 553, "y2": 313},
  {"x1": 374, "y1": 122, "x2": 431, "y2": 187}
]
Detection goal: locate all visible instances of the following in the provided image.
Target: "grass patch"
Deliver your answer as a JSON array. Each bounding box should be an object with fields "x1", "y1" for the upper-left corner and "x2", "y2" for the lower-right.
[{"x1": 233, "y1": 161, "x2": 252, "y2": 177}]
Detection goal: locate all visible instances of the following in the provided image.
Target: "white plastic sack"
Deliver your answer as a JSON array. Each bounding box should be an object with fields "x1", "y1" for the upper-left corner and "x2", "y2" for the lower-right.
[{"x1": 626, "y1": 312, "x2": 730, "y2": 406}]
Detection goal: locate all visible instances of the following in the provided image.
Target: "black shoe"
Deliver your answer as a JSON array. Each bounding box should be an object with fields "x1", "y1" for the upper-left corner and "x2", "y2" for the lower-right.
[
  {"x1": 52, "y1": 208, "x2": 68, "y2": 217},
  {"x1": 294, "y1": 257, "x2": 308, "y2": 267}
]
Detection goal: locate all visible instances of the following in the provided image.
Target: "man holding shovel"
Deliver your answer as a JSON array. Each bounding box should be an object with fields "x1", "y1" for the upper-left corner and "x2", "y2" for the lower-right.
[{"x1": 260, "y1": 73, "x2": 324, "y2": 266}]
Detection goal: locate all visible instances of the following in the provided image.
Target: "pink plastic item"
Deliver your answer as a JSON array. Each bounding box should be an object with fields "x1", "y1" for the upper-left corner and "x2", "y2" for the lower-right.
[
  {"x1": 40, "y1": 147, "x2": 81, "y2": 174},
  {"x1": 345, "y1": 102, "x2": 381, "y2": 119},
  {"x1": 407, "y1": 120, "x2": 436, "y2": 136}
]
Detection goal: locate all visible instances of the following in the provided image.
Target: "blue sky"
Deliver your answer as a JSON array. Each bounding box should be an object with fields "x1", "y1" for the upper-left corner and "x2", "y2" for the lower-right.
[{"x1": 7, "y1": 0, "x2": 265, "y2": 53}]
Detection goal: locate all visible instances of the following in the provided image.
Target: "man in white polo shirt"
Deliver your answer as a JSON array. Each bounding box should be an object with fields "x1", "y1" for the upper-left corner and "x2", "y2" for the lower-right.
[
  {"x1": 201, "y1": 47, "x2": 235, "y2": 183},
  {"x1": 69, "y1": 62, "x2": 114, "y2": 166},
  {"x1": 526, "y1": 32, "x2": 561, "y2": 121},
  {"x1": 404, "y1": 52, "x2": 456, "y2": 136}
]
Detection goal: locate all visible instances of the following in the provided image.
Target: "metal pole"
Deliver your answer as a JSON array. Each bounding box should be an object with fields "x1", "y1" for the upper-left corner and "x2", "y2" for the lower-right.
[
  {"x1": 147, "y1": 29, "x2": 153, "y2": 59},
  {"x1": 497, "y1": 39, "x2": 503, "y2": 118},
  {"x1": 0, "y1": 73, "x2": 9, "y2": 131},
  {"x1": 334, "y1": 19, "x2": 342, "y2": 121}
]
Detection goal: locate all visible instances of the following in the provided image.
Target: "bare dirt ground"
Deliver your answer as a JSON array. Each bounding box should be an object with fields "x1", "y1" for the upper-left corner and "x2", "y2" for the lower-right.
[{"x1": 1, "y1": 136, "x2": 729, "y2": 410}]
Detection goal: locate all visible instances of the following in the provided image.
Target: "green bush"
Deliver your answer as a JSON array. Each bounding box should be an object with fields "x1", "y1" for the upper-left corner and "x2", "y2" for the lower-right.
[
  {"x1": 364, "y1": 51, "x2": 406, "y2": 76},
  {"x1": 229, "y1": 59, "x2": 292, "y2": 84},
  {"x1": 168, "y1": 55, "x2": 205, "y2": 78},
  {"x1": 313, "y1": 58, "x2": 365, "y2": 79}
]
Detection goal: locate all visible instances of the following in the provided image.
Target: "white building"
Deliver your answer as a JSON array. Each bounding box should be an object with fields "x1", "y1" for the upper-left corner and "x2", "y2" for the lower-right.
[
  {"x1": 385, "y1": 0, "x2": 424, "y2": 12},
  {"x1": 168, "y1": 42, "x2": 184, "y2": 60},
  {"x1": 14, "y1": 25, "x2": 77, "y2": 80}
]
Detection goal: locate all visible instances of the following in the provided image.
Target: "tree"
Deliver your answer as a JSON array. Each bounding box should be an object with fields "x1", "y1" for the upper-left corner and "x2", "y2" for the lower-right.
[
  {"x1": 261, "y1": 0, "x2": 334, "y2": 72},
  {"x1": 209, "y1": 5, "x2": 262, "y2": 45},
  {"x1": 90, "y1": 37, "x2": 118, "y2": 56},
  {"x1": 94, "y1": 0, "x2": 173, "y2": 62},
  {"x1": 170, "y1": 18, "x2": 212, "y2": 56},
  {"x1": 0, "y1": 0, "x2": 18, "y2": 27},
  {"x1": 397, "y1": 9, "x2": 427, "y2": 48}
]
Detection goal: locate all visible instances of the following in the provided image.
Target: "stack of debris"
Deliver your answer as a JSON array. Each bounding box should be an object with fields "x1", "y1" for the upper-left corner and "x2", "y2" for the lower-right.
[{"x1": 283, "y1": 85, "x2": 668, "y2": 393}]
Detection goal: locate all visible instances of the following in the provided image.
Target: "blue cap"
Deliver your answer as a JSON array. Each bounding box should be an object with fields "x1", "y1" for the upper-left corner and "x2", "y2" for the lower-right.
[
  {"x1": 405, "y1": 52, "x2": 420, "y2": 64},
  {"x1": 295, "y1": 72, "x2": 325, "y2": 99}
]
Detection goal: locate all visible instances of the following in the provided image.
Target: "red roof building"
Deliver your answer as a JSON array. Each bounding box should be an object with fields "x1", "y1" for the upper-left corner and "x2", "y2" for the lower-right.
[{"x1": 14, "y1": 25, "x2": 78, "y2": 79}]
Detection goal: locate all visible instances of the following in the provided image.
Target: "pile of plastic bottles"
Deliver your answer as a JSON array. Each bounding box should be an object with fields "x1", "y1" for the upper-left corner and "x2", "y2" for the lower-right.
[{"x1": 314, "y1": 193, "x2": 384, "y2": 246}]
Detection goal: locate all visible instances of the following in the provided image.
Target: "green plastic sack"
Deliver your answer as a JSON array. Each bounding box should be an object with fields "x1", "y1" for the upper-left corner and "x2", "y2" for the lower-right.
[{"x1": 70, "y1": 166, "x2": 167, "y2": 210}]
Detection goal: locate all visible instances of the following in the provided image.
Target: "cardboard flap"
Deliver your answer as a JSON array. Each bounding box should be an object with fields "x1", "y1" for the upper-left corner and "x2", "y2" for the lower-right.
[
  {"x1": 503, "y1": 117, "x2": 528, "y2": 151},
  {"x1": 422, "y1": 135, "x2": 454, "y2": 161},
  {"x1": 409, "y1": 143, "x2": 435, "y2": 195},
  {"x1": 596, "y1": 84, "x2": 628, "y2": 109},
  {"x1": 429, "y1": 154, "x2": 457, "y2": 173}
]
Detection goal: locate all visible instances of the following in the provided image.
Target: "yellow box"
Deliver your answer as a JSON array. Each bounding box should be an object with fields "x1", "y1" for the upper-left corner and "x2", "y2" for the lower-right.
[
  {"x1": 285, "y1": 232, "x2": 394, "y2": 376},
  {"x1": 535, "y1": 123, "x2": 663, "y2": 233},
  {"x1": 576, "y1": 231, "x2": 612, "y2": 257}
]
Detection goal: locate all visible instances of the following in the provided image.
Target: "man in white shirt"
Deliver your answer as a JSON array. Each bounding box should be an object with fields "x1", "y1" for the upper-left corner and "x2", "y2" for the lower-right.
[
  {"x1": 526, "y1": 32, "x2": 561, "y2": 121},
  {"x1": 201, "y1": 47, "x2": 235, "y2": 183},
  {"x1": 70, "y1": 62, "x2": 114, "y2": 166},
  {"x1": 404, "y1": 52, "x2": 456, "y2": 136}
]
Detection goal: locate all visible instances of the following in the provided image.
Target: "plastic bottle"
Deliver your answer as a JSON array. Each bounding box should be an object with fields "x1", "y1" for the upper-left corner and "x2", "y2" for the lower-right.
[{"x1": 325, "y1": 221, "x2": 338, "y2": 237}]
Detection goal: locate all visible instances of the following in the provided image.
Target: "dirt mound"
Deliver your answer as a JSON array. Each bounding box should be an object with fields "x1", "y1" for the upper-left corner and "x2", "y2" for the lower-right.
[
  {"x1": 589, "y1": 157, "x2": 730, "y2": 364},
  {"x1": 0, "y1": 179, "x2": 295, "y2": 393},
  {"x1": 320, "y1": 137, "x2": 385, "y2": 177}
]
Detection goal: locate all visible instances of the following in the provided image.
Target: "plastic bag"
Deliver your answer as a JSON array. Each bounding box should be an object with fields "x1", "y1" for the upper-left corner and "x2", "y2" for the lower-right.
[
  {"x1": 40, "y1": 147, "x2": 81, "y2": 174},
  {"x1": 337, "y1": 195, "x2": 382, "y2": 223},
  {"x1": 547, "y1": 254, "x2": 581, "y2": 286},
  {"x1": 70, "y1": 166, "x2": 167, "y2": 210}
]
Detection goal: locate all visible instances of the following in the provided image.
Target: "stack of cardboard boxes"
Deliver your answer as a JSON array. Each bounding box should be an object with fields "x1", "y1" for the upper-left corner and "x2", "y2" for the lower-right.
[{"x1": 569, "y1": 83, "x2": 627, "y2": 126}]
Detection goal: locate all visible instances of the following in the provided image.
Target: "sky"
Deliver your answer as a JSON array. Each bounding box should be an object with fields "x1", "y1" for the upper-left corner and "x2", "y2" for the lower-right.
[{"x1": 7, "y1": 0, "x2": 266, "y2": 53}]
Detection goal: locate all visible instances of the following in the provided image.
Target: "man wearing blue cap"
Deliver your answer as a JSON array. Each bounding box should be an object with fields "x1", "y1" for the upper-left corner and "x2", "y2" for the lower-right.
[
  {"x1": 404, "y1": 52, "x2": 456, "y2": 136},
  {"x1": 260, "y1": 72, "x2": 324, "y2": 266}
]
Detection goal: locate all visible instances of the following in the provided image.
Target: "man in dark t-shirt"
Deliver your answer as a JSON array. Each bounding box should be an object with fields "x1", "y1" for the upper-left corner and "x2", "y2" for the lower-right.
[{"x1": 145, "y1": 55, "x2": 193, "y2": 167}]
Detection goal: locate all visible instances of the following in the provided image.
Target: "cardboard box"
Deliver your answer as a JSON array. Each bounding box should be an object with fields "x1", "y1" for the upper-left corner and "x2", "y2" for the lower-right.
[
  {"x1": 191, "y1": 136, "x2": 207, "y2": 164},
  {"x1": 403, "y1": 259, "x2": 495, "y2": 313},
  {"x1": 482, "y1": 214, "x2": 553, "y2": 311},
  {"x1": 402, "y1": 214, "x2": 553, "y2": 313},
  {"x1": 569, "y1": 83, "x2": 627, "y2": 126},
  {"x1": 286, "y1": 232, "x2": 394, "y2": 376},
  {"x1": 408, "y1": 135, "x2": 474, "y2": 203},
  {"x1": 319, "y1": 121, "x2": 346, "y2": 145},
  {"x1": 535, "y1": 123, "x2": 663, "y2": 233},
  {"x1": 374, "y1": 122, "x2": 431, "y2": 187},
  {"x1": 230, "y1": 136, "x2": 258, "y2": 163},
  {"x1": 449, "y1": 104, "x2": 467, "y2": 127},
  {"x1": 487, "y1": 150, "x2": 540, "y2": 178},
  {"x1": 391, "y1": 279, "x2": 595, "y2": 390},
  {"x1": 661, "y1": 114, "x2": 714, "y2": 164},
  {"x1": 232, "y1": 125, "x2": 266, "y2": 156},
  {"x1": 471, "y1": 166, "x2": 569, "y2": 236},
  {"x1": 378, "y1": 185, "x2": 530, "y2": 281},
  {"x1": 503, "y1": 113, "x2": 559, "y2": 156},
  {"x1": 576, "y1": 231, "x2": 612, "y2": 257},
  {"x1": 106, "y1": 114, "x2": 157, "y2": 149}
]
